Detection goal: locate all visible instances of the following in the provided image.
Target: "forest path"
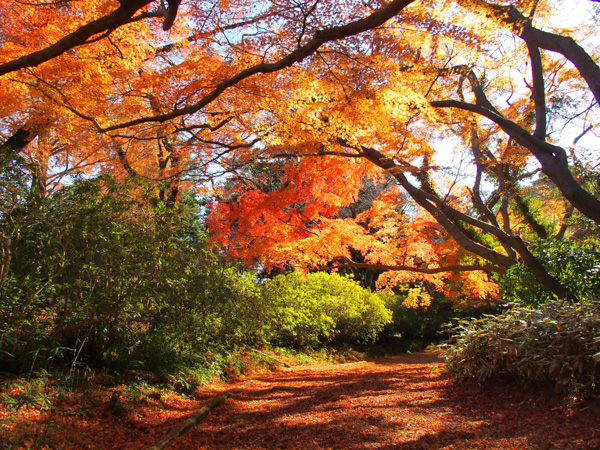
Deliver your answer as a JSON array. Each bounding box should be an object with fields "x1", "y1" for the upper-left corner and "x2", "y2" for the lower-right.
[
  {"x1": 6, "y1": 352, "x2": 600, "y2": 449},
  {"x1": 159, "y1": 352, "x2": 600, "y2": 449}
]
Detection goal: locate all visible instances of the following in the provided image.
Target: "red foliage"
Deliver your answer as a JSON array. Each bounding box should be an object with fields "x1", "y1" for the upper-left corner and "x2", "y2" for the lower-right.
[{"x1": 2, "y1": 354, "x2": 599, "y2": 449}]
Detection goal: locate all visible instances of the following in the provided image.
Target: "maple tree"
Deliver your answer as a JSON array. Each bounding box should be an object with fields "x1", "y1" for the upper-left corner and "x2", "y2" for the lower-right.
[
  {"x1": 3, "y1": 5, "x2": 600, "y2": 447},
  {"x1": 3, "y1": 3, "x2": 600, "y2": 445},
  {"x1": 0, "y1": 0, "x2": 599, "y2": 302},
  {"x1": 202, "y1": 0, "x2": 600, "y2": 300}
]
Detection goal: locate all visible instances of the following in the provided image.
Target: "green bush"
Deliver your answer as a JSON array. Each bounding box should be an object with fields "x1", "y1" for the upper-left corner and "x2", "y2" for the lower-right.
[
  {"x1": 500, "y1": 236, "x2": 600, "y2": 305},
  {"x1": 443, "y1": 301, "x2": 600, "y2": 398},
  {"x1": 0, "y1": 175, "x2": 262, "y2": 374},
  {"x1": 383, "y1": 286, "x2": 461, "y2": 341},
  {"x1": 261, "y1": 272, "x2": 392, "y2": 349}
]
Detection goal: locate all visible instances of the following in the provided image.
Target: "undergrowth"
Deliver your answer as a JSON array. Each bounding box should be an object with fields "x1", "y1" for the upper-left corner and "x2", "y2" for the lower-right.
[{"x1": 443, "y1": 301, "x2": 600, "y2": 401}]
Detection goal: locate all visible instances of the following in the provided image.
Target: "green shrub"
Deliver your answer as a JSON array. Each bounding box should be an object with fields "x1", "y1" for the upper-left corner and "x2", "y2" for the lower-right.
[
  {"x1": 261, "y1": 272, "x2": 392, "y2": 349},
  {"x1": 0, "y1": 175, "x2": 262, "y2": 374},
  {"x1": 500, "y1": 236, "x2": 600, "y2": 305},
  {"x1": 443, "y1": 301, "x2": 600, "y2": 398},
  {"x1": 383, "y1": 286, "x2": 461, "y2": 341}
]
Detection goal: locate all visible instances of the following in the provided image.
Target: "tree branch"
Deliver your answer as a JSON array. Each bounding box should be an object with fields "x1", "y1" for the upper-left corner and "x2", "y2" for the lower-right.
[
  {"x1": 526, "y1": 41, "x2": 547, "y2": 139},
  {"x1": 101, "y1": 0, "x2": 417, "y2": 131},
  {"x1": 355, "y1": 144, "x2": 571, "y2": 297},
  {"x1": 0, "y1": 1, "x2": 154, "y2": 76},
  {"x1": 457, "y1": 0, "x2": 600, "y2": 105},
  {"x1": 330, "y1": 262, "x2": 504, "y2": 274},
  {"x1": 431, "y1": 99, "x2": 600, "y2": 223}
]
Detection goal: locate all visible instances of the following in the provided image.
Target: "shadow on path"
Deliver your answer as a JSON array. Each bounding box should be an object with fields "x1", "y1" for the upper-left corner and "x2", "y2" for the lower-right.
[
  {"x1": 171, "y1": 353, "x2": 600, "y2": 449},
  {"x1": 12, "y1": 353, "x2": 599, "y2": 449}
]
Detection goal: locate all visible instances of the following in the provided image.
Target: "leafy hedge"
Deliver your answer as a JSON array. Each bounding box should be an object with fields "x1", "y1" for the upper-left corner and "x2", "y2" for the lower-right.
[
  {"x1": 0, "y1": 174, "x2": 397, "y2": 375},
  {"x1": 444, "y1": 301, "x2": 600, "y2": 398}
]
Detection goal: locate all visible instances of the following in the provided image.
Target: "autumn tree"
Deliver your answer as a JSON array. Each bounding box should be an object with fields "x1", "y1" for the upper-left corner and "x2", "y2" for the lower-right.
[
  {"x1": 205, "y1": 0, "x2": 600, "y2": 300},
  {"x1": 1, "y1": 0, "x2": 599, "y2": 301}
]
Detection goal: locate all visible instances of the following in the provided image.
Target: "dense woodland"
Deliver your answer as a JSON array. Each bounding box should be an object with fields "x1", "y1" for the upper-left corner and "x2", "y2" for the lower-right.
[{"x1": 1, "y1": 0, "x2": 600, "y2": 446}]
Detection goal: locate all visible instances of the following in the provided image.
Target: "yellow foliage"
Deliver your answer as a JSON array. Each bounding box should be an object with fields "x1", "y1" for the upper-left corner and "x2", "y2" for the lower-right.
[{"x1": 402, "y1": 287, "x2": 433, "y2": 309}]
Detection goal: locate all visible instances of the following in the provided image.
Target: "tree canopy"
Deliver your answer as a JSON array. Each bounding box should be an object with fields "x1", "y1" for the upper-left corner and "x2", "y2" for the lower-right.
[{"x1": 1, "y1": 0, "x2": 599, "y2": 301}]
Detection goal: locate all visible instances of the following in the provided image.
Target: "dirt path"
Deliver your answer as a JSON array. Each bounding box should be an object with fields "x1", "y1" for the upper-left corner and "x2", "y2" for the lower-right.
[
  {"x1": 164, "y1": 353, "x2": 599, "y2": 449},
  {"x1": 4, "y1": 353, "x2": 600, "y2": 449}
]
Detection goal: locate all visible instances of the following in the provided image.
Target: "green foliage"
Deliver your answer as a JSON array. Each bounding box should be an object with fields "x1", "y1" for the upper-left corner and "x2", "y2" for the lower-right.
[
  {"x1": 444, "y1": 301, "x2": 600, "y2": 398},
  {"x1": 260, "y1": 272, "x2": 392, "y2": 349},
  {"x1": 0, "y1": 175, "x2": 260, "y2": 374},
  {"x1": 0, "y1": 374, "x2": 58, "y2": 412},
  {"x1": 0, "y1": 171, "x2": 421, "y2": 379},
  {"x1": 383, "y1": 286, "x2": 462, "y2": 341},
  {"x1": 500, "y1": 236, "x2": 600, "y2": 305}
]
